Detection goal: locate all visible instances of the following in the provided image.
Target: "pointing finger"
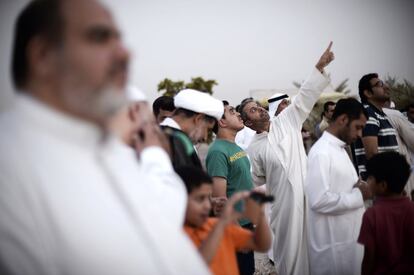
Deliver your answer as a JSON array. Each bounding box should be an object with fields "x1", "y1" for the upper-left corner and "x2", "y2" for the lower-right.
[{"x1": 325, "y1": 41, "x2": 333, "y2": 53}]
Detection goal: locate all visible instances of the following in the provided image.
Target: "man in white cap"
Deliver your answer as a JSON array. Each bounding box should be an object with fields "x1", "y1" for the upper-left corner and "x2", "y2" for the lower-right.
[
  {"x1": 239, "y1": 42, "x2": 335, "y2": 275},
  {"x1": 0, "y1": 1, "x2": 208, "y2": 274},
  {"x1": 161, "y1": 88, "x2": 224, "y2": 170}
]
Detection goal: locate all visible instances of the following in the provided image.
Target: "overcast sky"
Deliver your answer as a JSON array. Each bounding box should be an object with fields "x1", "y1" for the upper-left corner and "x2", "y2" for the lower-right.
[{"x1": 1, "y1": 0, "x2": 413, "y2": 109}]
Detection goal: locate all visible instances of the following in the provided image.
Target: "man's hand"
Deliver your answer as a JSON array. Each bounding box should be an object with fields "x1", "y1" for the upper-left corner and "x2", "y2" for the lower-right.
[
  {"x1": 354, "y1": 179, "x2": 373, "y2": 201},
  {"x1": 315, "y1": 41, "x2": 334, "y2": 72}
]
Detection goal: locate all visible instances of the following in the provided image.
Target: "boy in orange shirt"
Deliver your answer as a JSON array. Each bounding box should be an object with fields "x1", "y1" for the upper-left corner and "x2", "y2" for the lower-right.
[{"x1": 176, "y1": 166, "x2": 272, "y2": 275}]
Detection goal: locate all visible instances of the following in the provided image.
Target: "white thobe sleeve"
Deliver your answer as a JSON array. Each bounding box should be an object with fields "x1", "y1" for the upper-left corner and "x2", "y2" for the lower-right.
[
  {"x1": 278, "y1": 68, "x2": 330, "y2": 130},
  {"x1": 305, "y1": 152, "x2": 364, "y2": 215},
  {"x1": 139, "y1": 147, "x2": 187, "y2": 226}
]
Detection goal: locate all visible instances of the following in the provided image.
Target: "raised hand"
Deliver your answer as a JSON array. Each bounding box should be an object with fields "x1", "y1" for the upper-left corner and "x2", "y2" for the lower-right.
[
  {"x1": 219, "y1": 191, "x2": 250, "y2": 225},
  {"x1": 316, "y1": 41, "x2": 334, "y2": 72}
]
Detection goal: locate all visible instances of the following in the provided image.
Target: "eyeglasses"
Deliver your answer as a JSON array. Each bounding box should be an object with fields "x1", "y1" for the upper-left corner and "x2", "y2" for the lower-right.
[{"x1": 371, "y1": 80, "x2": 384, "y2": 88}]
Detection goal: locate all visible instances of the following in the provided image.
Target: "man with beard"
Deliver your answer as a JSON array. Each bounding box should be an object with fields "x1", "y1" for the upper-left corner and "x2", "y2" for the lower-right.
[
  {"x1": 0, "y1": 1, "x2": 208, "y2": 274},
  {"x1": 206, "y1": 101, "x2": 256, "y2": 275},
  {"x1": 239, "y1": 42, "x2": 334, "y2": 275},
  {"x1": 160, "y1": 89, "x2": 223, "y2": 170},
  {"x1": 354, "y1": 73, "x2": 399, "y2": 180},
  {"x1": 305, "y1": 98, "x2": 372, "y2": 275}
]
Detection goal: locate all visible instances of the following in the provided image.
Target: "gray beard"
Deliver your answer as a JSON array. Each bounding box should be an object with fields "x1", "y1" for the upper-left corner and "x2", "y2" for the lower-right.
[{"x1": 61, "y1": 85, "x2": 128, "y2": 125}]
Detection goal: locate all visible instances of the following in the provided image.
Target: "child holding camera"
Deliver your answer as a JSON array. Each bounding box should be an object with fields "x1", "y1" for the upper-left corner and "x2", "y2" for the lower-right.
[
  {"x1": 176, "y1": 166, "x2": 272, "y2": 275},
  {"x1": 358, "y1": 152, "x2": 414, "y2": 274}
]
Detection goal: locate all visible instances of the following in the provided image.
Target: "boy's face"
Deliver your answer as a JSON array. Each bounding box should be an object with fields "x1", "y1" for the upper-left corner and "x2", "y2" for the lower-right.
[{"x1": 185, "y1": 183, "x2": 212, "y2": 227}]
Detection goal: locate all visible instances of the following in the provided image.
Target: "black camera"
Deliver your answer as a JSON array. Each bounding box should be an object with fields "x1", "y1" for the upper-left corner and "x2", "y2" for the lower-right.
[{"x1": 249, "y1": 191, "x2": 274, "y2": 204}]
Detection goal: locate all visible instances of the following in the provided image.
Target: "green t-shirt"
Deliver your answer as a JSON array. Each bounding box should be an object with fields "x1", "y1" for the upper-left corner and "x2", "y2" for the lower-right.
[{"x1": 206, "y1": 139, "x2": 253, "y2": 226}]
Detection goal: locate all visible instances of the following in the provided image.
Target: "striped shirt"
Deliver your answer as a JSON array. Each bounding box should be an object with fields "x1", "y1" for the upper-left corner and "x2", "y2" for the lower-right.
[{"x1": 354, "y1": 103, "x2": 399, "y2": 179}]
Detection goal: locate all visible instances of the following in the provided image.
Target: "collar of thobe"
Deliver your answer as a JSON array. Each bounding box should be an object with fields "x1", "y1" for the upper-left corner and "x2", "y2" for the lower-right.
[
  {"x1": 15, "y1": 93, "x2": 105, "y2": 148},
  {"x1": 323, "y1": 130, "x2": 347, "y2": 148},
  {"x1": 160, "y1": 117, "x2": 181, "y2": 130}
]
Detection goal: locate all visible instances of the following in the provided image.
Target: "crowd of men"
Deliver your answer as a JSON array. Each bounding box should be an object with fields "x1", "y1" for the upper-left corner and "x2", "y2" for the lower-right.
[{"x1": 1, "y1": 1, "x2": 413, "y2": 275}]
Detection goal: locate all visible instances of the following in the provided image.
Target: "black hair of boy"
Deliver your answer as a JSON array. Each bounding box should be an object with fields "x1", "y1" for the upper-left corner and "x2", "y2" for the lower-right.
[
  {"x1": 175, "y1": 166, "x2": 213, "y2": 194},
  {"x1": 366, "y1": 152, "x2": 411, "y2": 194}
]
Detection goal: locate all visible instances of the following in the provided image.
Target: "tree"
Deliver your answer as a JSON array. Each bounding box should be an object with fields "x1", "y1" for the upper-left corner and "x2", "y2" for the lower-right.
[
  {"x1": 157, "y1": 77, "x2": 218, "y2": 97},
  {"x1": 385, "y1": 76, "x2": 414, "y2": 110},
  {"x1": 185, "y1": 77, "x2": 218, "y2": 95},
  {"x1": 157, "y1": 78, "x2": 185, "y2": 97}
]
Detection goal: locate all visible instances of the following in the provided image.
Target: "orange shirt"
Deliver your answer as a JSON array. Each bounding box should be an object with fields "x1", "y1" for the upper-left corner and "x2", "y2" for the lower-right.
[{"x1": 184, "y1": 218, "x2": 253, "y2": 275}]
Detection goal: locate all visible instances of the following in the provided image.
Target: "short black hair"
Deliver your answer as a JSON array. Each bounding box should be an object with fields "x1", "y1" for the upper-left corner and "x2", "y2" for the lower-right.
[
  {"x1": 238, "y1": 97, "x2": 255, "y2": 123},
  {"x1": 152, "y1": 96, "x2": 175, "y2": 117},
  {"x1": 323, "y1": 101, "x2": 335, "y2": 113},
  {"x1": 175, "y1": 166, "x2": 213, "y2": 194},
  {"x1": 213, "y1": 100, "x2": 229, "y2": 134},
  {"x1": 331, "y1": 98, "x2": 368, "y2": 121},
  {"x1": 366, "y1": 152, "x2": 411, "y2": 194},
  {"x1": 12, "y1": 0, "x2": 63, "y2": 89},
  {"x1": 358, "y1": 73, "x2": 378, "y2": 103}
]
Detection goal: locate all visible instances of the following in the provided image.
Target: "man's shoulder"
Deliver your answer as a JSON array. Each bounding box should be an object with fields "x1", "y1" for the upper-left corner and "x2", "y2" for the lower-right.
[
  {"x1": 162, "y1": 126, "x2": 194, "y2": 151},
  {"x1": 308, "y1": 137, "x2": 330, "y2": 158},
  {"x1": 208, "y1": 140, "x2": 241, "y2": 154}
]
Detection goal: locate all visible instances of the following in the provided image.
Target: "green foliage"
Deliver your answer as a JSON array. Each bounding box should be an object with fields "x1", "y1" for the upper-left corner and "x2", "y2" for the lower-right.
[
  {"x1": 334, "y1": 79, "x2": 351, "y2": 95},
  {"x1": 157, "y1": 78, "x2": 185, "y2": 97},
  {"x1": 185, "y1": 77, "x2": 217, "y2": 95},
  {"x1": 157, "y1": 77, "x2": 218, "y2": 97},
  {"x1": 385, "y1": 76, "x2": 414, "y2": 110}
]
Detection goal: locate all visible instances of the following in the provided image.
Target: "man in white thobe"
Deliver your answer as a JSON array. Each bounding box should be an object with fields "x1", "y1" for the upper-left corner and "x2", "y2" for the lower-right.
[
  {"x1": 305, "y1": 98, "x2": 372, "y2": 275},
  {"x1": 383, "y1": 106, "x2": 414, "y2": 196},
  {"x1": 240, "y1": 43, "x2": 334, "y2": 275},
  {"x1": 0, "y1": 1, "x2": 209, "y2": 274}
]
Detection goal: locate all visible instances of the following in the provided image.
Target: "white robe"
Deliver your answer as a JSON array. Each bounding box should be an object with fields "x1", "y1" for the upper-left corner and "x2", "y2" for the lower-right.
[
  {"x1": 247, "y1": 68, "x2": 329, "y2": 275},
  {"x1": 305, "y1": 131, "x2": 365, "y2": 275},
  {"x1": 383, "y1": 108, "x2": 414, "y2": 195},
  {"x1": 0, "y1": 94, "x2": 209, "y2": 275}
]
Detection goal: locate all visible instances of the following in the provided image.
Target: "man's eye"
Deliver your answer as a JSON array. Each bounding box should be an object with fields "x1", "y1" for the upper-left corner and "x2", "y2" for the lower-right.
[{"x1": 87, "y1": 28, "x2": 113, "y2": 43}]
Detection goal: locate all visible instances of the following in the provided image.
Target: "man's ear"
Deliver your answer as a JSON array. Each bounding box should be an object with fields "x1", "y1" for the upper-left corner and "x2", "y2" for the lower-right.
[
  {"x1": 27, "y1": 36, "x2": 58, "y2": 80},
  {"x1": 337, "y1": 114, "x2": 348, "y2": 126},
  {"x1": 363, "y1": 89, "x2": 373, "y2": 100},
  {"x1": 193, "y1": 113, "x2": 204, "y2": 124}
]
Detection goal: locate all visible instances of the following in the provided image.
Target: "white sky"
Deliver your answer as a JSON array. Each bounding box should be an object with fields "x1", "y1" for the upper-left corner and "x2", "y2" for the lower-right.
[{"x1": 1, "y1": 0, "x2": 413, "y2": 108}]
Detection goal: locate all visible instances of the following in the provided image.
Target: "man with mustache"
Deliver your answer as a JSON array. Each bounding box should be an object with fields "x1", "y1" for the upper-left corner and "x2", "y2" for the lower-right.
[
  {"x1": 161, "y1": 88, "x2": 223, "y2": 170},
  {"x1": 239, "y1": 43, "x2": 334, "y2": 275},
  {"x1": 0, "y1": 0, "x2": 208, "y2": 274}
]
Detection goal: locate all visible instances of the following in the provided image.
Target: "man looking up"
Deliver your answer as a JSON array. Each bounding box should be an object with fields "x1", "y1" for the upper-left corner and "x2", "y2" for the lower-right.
[
  {"x1": 206, "y1": 101, "x2": 255, "y2": 275},
  {"x1": 239, "y1": 42, "x2": 334, "y2": 275},
  {"x1": 0, "y1": 1, "x2": 208, "y2": 274},
  {"x1": 354, "y1": 73, "x2": 399, "y2": 179}
]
